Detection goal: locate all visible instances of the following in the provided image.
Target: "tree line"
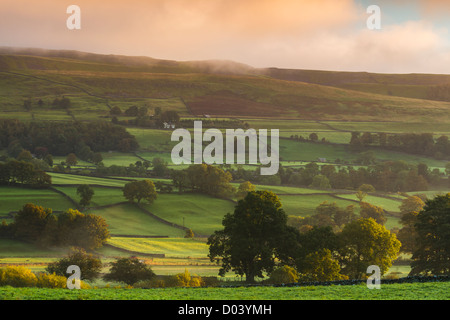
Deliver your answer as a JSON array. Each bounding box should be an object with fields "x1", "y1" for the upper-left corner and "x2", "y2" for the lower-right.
[
  {"x1": 230, "y1": 161, "x2": 439, "y2": 192},
  {"x1": 207, "y1": 190, "x2": 401, "y2": 282},
  {"x1": 0, "y1": 203, "x2": 110, "y2": 250},
  {"x1": 0, "y1": 159, "x2": 51, "y2": 187},
  {"x1": 349, "y1": 132, "x2": 450, "y2": 160},
  {"x1": 95, "y1": 158, "x2": 443, "y2": 195},
  {"x1": 0, "y1": 119, "x2": 139, "y2": 160},
  {"x1": 287, "y1": 199, "x2": 387, "y2": 234},
  {"x1": 87, "y1": 158, "x2": 442, "y2": 195},
  {"x1": 110, "y1": 105, "x2": 247, "y2": 130},
  {"x1": 170, "y1": 164, "x2": 234, "y2": 198},
  {"x1": 111, "y1": 107, "x2": 181, "y2": 129},
  {"x1": 208, "y1": 191, "x2": 450, "y2": 283}
]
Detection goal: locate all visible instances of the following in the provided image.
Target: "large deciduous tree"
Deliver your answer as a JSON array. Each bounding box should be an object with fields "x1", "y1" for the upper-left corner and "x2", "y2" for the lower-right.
[
  {"x1": 65, "y1": 153, "x2": 78, "y2": 166},
  {"x1": 77, "y1": 184, "x2": 94, "y2": 208},
  {"x1": 123, "y1": 180, "x2": 157, "y2": 204},
  {"x1": 338, "y1": 218, "x2": 401, "y2": 279},
  {"x1": 56, "y1": 209, "x2": 110, "y2": 250},
  {"x1": 13, "y1": 203, "x2": 52, "y2": 242},
  {"x1": 359, "y1": 202, "x2": 386, "y2": 225},
  {"x1": 410, "y1": 193, "x2": 450, "y2": 275},
  {"x1": 185, "y1": 164, "x2": 234, "y2": 198},
  {"x1": 207, "y1": 191, "x2": 300, "y2": 283}
]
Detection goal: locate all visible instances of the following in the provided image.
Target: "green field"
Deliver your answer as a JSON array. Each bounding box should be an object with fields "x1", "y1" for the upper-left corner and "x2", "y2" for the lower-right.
[
  {"x1": 0, "y1": 281, "x2": 448, "y2": 300},
  {"x1": 143, "y1": 194, "x2": 236, "y2": 236},
  {"x1": 100, "y1": 152, "x2": 144, "y2": 167},
  {"x1": 0, "y1": 186, "x2": 74, "y2": 215},
  {"x1": 53, "y1": 186, "x2": 124, "y2": 207},
  {"x1": 107, "y1": 237, "x2": 209, "y2": 258},
  {"x1": 0, "y1": 239, "x2": 62, "y2": 258},
  {"x1": 253, "y1": 185, "x2": 330, "y2": 195},
  {"x1": 277, "y1": 194, "x2": 358, "y2": 217},
  {"x1": 91, "y1": 204, "x2": 185, "y2": 237},
  {"x1": 48, "y1": 173, "x2": 130, "y2": 187},
  {"x1": 127, "y1": 128, "x2": 176, "y2": 152},
  {"x1": 122, "y1": 125, "x2": 449, "y2": 168},
  {"x1": 335, "y1": 194, "x2": 402, "y2": 213},
  {"x1": 279, "y1": 139, "x2": 448, "y2": 167}
]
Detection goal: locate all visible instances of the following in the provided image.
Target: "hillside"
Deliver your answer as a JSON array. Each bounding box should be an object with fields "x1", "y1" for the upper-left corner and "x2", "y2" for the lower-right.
[
  {"x1": 264, "y1": 67, "x2": 450, "y2": 99},
  {"x1": 0, "y1": 47, "x2": 449, "y2": 122}
]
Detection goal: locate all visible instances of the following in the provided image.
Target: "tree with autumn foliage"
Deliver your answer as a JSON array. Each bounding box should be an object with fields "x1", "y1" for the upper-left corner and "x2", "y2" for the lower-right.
[{"x1": 338, "y1": 218, "x2": 401, "y2": 279}]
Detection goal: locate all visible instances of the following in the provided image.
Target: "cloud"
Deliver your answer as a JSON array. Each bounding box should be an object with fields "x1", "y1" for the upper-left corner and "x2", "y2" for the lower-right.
[
  {"x1": 374, "y1": 0, "x2": 450, "y2": 17},
  {"x1": 345, "y1": 21, "x2": 449, "y2": 73},
  {"x1": 0, "y1": 0, "x2": 362, "y2": 64},
  {"x1": 419, "y1": 0, "x2": 450, "y2": 19},
  {"x1": 0, "y1": 0, "x2": 449, "y2": 73},
  {"x1": 203, "y1": 0, "x2": 359, "y2": 37},
  {"x1": 255, "y1": 20, "x2": 450, "y2": 74}
]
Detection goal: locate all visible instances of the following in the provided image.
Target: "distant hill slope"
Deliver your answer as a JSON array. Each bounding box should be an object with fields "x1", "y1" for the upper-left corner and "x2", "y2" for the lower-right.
[
  {"x1": 263, "y1": 68, "x2": 450, "y2": 101},
  {"x1": 0, "y1": 47, "x2": 449, "y2": 122},
  {"x1": 264, "y1": 67, "x2": 450, "y2": 86},
  {"x1": 0, "y1": 47, "x2": 257, "y2": 75}
]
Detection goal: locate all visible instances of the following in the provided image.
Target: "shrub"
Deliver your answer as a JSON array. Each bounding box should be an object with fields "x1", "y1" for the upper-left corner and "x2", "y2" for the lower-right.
[
  {"x1": 358, "y1": 184, "x2": 376, "y2": 193},
  {"x1": 184, "y1": 228, "x2": 194, "y2": 238},
  {"x1": 164, "y1": 269, "x2": 204, "y2": 287},
  {"x1": 0, "y1": 266, "x2": 38, "y2": 287},
  {"x1": 103, "y1": 257, "x2": 155, "y2": 286},
  {"x1": 36, "y1": 273, "x2": 67, "y2": 288},
  {"x1": 0, "y1": 266, "x2": 92, "y2": 289},
  {"x1": 188, "y1": 276, "x2": 203, "y2": 288},
  {"x1": 46, "y1": 247, "x2": 102, "y2": 281},
  {"x1": 267, "y1": 265, "x2": 299, "y2": 284}
]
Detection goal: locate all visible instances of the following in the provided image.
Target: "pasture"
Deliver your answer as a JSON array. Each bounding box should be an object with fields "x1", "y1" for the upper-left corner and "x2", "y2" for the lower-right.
[
  {"x1": 0, "y1": 186, "x2": 74, "y2": 215},
  {"x1": 277, "y1": 194, "x2": 358, "y2": 217},
  {"x1": 107, "y1": 237, "x2": 209, "y2": 258},
  {"x1": 142, "y1": 193, "x2": 236, "y2": 236},
  {"x1": 91, "y1": 204, "x2": 185, "y2": 237},
  {"x1": 0, "y1": 281, "x2": 448, "y2": 300}
]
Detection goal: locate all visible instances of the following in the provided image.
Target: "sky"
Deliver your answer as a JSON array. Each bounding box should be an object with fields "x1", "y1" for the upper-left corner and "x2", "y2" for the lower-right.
[{"x1": 0, "y1": 0, "x2": 449, "y2": 74}]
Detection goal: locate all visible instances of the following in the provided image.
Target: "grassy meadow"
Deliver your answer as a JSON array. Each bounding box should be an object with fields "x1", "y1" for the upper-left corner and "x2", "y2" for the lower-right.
[{"x1": 1, "y1": 281, "x2": 449, "y2": 300}]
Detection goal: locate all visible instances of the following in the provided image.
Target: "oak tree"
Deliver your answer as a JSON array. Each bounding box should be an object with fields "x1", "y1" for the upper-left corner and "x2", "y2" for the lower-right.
[
  {"x1": 410, "y1": 193, "x2": 450, "y2": 275},
  {"x1": 123, "y1": 180, "x2": 157, "y2": 204},
  {"x1": 207, "y1": 191, "x2": 300, "y2": 283}
]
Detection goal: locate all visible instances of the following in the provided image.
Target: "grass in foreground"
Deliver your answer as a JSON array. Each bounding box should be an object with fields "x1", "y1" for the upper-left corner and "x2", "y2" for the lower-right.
[{"x1": 0, "y1": 282, "x2": 448, "y2": 300}]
